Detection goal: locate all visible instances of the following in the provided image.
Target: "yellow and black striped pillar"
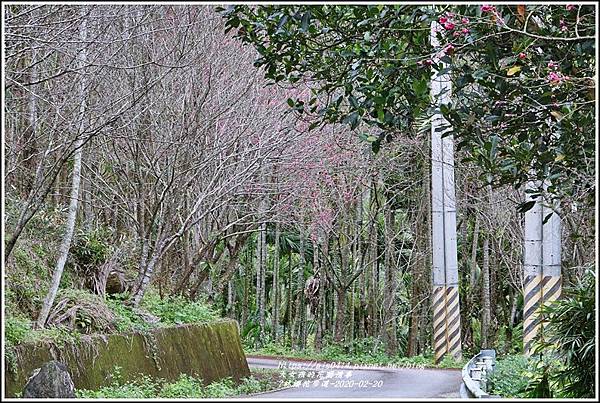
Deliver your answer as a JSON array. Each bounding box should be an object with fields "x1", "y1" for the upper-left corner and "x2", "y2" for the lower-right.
[
  {"x1": 432, "y1": 285, "x2": 447, "y2": 363},
  {"x1": 445, "y1": 285, "x2": 462, "y2": 359},
  {"x1": 523, "y1": 273, "x2": 543, "y2": 355}
]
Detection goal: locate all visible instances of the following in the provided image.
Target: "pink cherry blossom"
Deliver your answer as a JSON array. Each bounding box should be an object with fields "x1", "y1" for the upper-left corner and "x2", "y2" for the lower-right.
[
  {"x1": 547, "y1": 71, "x2": 568, "y2": 85},
  {"x1": 444, "y1": 22, "x2": 455, "y2": 30},
  {"x1": 461, "y1": 17, "x2": 470, "y2": 24},
  {"x1": 518, "y1": 52, "x2": 526, "y2": 60},
  {"x1": 481, "y1": 5, "x2": 496, "y2": 13},
  {"x1": 566, "y1": 4, "x2": 575, "y2": 11},
  {"x1": 439, "y1": 16, "x2": 448, "y2": 24}
]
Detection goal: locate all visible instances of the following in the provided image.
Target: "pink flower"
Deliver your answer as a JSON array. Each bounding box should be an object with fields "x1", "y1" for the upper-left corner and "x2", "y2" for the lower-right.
[
  {"x1": 424, "y1": 59, "x2": 433, "y2": 66},
  {"x1": 547, "y1": 60, "x2": 559, "y2": 70},
  {"x1": 444, "y1": 22, "x2": 455, "y2": 30},
  {"x1": 547, "y1": 71, "x2": 568, "y2": 85},
  {"x1": 446, "y1": 12, "x2": 455, "y2": 18},
  {"x1": 518, "y1": 52, "x2": 526, "y2": 60},
  {"x1": 481, "y1": 5, "x2": 496, "y2": 13},
  {"x1": 462, "y1": 27, "x2": 470, "y2": 34},
  {"x1": 444, "y1": 43, "x2": 455, "y2": 55},
  {"x1": 560, "y1": 19, "x2": 568, "y2": 31},
  {"x1": 453, "y1": 31, "x2": 461, "y2": 37},
  {"x1": 566, "y1": 4, "x2": 575, "y2": 11},
  {"x1": 439, "y1": 16, "x2": 448, "y2": 24},
  {"x1": 461, "y1": 17, "x2": 470, "y2": 24}
]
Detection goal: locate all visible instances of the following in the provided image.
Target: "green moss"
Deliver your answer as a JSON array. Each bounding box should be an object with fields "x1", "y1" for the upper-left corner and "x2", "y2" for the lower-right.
[{"x1": 4, "y1": 321, "x2": 249, "y2": 397}]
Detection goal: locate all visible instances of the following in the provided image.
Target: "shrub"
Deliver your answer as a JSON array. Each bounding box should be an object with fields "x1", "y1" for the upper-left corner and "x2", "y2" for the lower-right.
[
  {"x1": 106, "y1": 297, "x2": 152, "y2": 333},
  {"x1": 76, "y1": 370, "x2": 279, "y2": 398},
  {"x1": 140, "y1": 290, "x2": 218, "y2": 325},
  {"x1": 5, "y1": 316, "x2": 32, "y2": 346},
  {"x1": 70, "y1": 227, "x2": 112, "y2": 273},
  {"x1": 530, "y1": 269, "x2": 595, "y2": 398},
  {"x1": 488, "y1": 355, "x2": 531, "y2": 397},
  {"x1": 159, "y1": 374, "x2": 204, "y2": 398}
]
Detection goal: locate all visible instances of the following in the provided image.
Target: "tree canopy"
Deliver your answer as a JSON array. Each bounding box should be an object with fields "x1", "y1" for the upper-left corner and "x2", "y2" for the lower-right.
[{"x1": 219, "y1": 4, "x2": 596, "y2": 209}]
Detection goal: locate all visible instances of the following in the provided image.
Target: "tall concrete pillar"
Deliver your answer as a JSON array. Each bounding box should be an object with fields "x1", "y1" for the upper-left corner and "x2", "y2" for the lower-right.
[
  {"x1": 430, "y1": 21, "x2": 462, "y2": 363},
  {"x1": 523, "y1": 180, "x2": 562, "y2": 355}
]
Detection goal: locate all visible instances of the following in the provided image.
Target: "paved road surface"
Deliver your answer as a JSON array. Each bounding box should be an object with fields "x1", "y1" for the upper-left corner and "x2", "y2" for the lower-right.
[{"x1": 246, "y1": 356, "x2": 461, "y2": 398}]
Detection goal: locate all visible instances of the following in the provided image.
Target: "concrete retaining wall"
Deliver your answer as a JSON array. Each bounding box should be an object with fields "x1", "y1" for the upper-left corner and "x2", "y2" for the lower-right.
[{"x1": 4, "y1": 319, "x2": 249, "y2": 397}]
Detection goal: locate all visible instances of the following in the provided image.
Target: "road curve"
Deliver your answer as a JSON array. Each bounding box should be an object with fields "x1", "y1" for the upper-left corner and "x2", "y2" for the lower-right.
[{"x1": 246, "y1": 356, "x2": 462, "y2": 399}]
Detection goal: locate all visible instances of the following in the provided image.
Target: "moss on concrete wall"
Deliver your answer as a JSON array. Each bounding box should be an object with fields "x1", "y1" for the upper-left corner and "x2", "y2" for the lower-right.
[{"x1": 4, "y1": 320, "x2": 249, "y2": 397}]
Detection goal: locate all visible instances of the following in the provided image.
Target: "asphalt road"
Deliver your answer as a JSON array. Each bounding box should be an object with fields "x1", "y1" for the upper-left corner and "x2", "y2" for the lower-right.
[{"x1": 246, "y1": 356, "x2": 462, "y2": 398}]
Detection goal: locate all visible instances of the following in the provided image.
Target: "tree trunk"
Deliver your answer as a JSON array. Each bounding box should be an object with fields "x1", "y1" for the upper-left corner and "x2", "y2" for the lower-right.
[
  {"x1": 255, "y1": 226, "x2": 266, "y2": 343},
  {"x1": 286, "y1": 251, "x2": 293, "y2": 344},
  {"x1": 36, "y1": 10, "x2": 88, "y2": 329},
  {"x1": 334, "y1": 287, "x2": 346, "y2": 342},
  {"x1": 293, "y1": 229, "x2": 306, "y2": 350},
  {"x1": 481, "y1": 235, "x2": 491, "y2": 348},
  {"x1": 314, "y1": 236, "x2": 324, "y2": 351},
  {"x1": 367, "y1": 180, "x2": 378, "y2": 337},
  {"x1": 271, "y1": 222, "x2": 280, "y2": 341},
  {"x1": 241, "y1": 261, "x2": 249, "y2": 330},
  {"x1": 382, "y1": 203, "x2": 398, "y2": 355}
]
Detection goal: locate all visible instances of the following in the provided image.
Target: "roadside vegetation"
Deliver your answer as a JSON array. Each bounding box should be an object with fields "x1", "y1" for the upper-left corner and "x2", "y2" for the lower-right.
[
  {"x1": 3, "y1": 3, "x2": 595, "y2": 400},
  {"x1": 246, "y1": 339, "x2": 465, "y2": 369},
  {"x1": 24, "y1": 367, "x2": 287, "y2": 398},
  {"x1": 489, "y1": 271, "x2": 595, "y2": 398}
]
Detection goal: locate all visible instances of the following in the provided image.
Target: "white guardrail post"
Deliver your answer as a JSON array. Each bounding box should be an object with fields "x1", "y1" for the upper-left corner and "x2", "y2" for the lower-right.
[{"x1": 459, "y1": 349, "x2": 501, "y2": 398}]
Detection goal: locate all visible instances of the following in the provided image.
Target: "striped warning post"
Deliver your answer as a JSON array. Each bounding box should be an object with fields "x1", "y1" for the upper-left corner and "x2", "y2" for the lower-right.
[
  {"x1": 542, "y1": 275, "x2": 561, "y2": 304},
  {"x1": 445, "y1": 285, "x2": 462, "y2": 359},
  {"x1": 523, "y1": 274, "x2": 543, "y2": 355},
  {"x1": 432, "y1": 285, "x2": 447, "y2": 363},
  {"x1": 541, "y1": 275, "x2": 562, "y2": 329}
]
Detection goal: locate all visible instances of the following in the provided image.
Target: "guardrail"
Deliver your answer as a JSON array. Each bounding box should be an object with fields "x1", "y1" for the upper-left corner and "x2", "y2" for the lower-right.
[{"x1": 459, "y1": 349, "x2": 501, "y2": 398}]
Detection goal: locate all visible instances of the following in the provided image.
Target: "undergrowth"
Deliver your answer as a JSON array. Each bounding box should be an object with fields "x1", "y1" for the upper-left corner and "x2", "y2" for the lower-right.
[
  {"x1": 76, "y1": 367, "x2": 286, "y2": 398},
  {"x1": 246, "y1": 340, "x2": 465, "y2": 369}
]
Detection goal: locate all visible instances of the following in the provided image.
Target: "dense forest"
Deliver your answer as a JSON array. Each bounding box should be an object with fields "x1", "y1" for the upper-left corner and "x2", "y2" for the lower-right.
[{"x1": 3, "y1": 3, "x2": 596, "y2": 399}]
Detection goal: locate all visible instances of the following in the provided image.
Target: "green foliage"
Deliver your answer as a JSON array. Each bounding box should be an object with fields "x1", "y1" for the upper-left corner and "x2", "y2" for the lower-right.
[
  {"x1": 69, "y1": 227, "x2": 112, "y2": 275},
  {"x1": 488, "y1": 355, "x2": 531, "y2": 397},
  {"x1": 140, "y1": 290, "x2": 219, "y2": 326},
  {"x1": 490, "y1": 271, "x2": 595, "y2": 398},
  {"x1": 437, "y1": 354, "x2": 466, "y2": 369},
  {"x1": 531, "y1": 269, "x2": 595, "y2": 398},
  {"x1": 76, "y1": 368, "x2": 282, "y2": 398},
  {"x1": 159, "y1": 374, "x2": 205, "y2": 398},
  {"x1": 220, "y1": 5, "x2": 596, "y2": 207},
  {"x1": 5, "y1": 315, "x2": 32, "y2": 346},
  {"x1": 77, "y1": 373, "x2": 158, "y2": 398},
  {"x1": 105, "y1": 297, "x2": 152, "y2": 333}
]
